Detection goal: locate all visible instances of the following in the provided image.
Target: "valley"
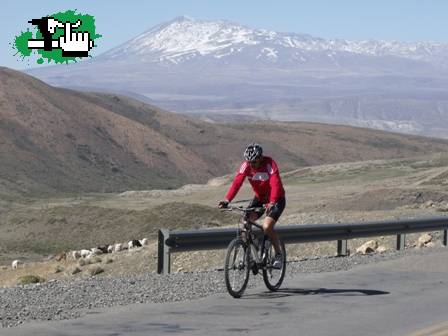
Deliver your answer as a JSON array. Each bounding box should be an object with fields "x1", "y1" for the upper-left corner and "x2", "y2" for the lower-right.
[{"x1": 1, "y1": 154, "x2": 448, "y2": 286}]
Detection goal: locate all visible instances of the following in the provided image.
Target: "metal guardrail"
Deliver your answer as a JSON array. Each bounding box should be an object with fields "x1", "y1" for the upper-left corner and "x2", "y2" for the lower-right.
[{"x1": 157, "y1": 216, "x2": 448, "y2": 274}]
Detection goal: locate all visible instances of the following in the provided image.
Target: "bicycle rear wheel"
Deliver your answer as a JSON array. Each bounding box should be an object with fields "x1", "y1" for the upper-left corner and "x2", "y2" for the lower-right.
[
  {"x1": 224, "y1": 238, "x2": 250, "y2": 298},
  {"x1": 262, "y1": 239, "x2": 286, "y2": 291}
]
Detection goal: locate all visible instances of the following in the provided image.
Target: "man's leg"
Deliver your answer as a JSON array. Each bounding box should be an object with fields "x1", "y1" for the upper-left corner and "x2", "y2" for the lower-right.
[
  {"x1": 262, "y1": 198, "x2": 286, "y2": 255},
  {"x1": 262, "y1": 216, "x2": 281, "y2": 255},
  {"x1": 246, "y1": 197, "x2": 264, "y2": 223}
]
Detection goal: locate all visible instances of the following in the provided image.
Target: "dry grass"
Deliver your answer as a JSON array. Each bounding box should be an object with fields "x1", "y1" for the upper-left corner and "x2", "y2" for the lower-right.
[
  {"x1": 0, "y1": 225, "x2": 445, "y2": 287},
  {"x1": 0, "y1": 245, "x2": 159, "y2": 287},
  {"x1": 1, "y1": 154, "x2": 448, "y2": 287},
  {"x1": 0, "y1": 202, "x2": 238, "y2": 264}
]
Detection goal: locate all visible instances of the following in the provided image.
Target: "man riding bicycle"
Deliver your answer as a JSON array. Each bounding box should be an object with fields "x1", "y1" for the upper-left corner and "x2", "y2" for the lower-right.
[{"x1": 218, "y1": 143, "x2": 286, "y2": 269}]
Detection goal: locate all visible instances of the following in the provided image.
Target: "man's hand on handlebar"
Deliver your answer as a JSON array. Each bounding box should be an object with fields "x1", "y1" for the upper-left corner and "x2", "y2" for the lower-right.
[{"x1": 218, "y1": 200, "x2": 229, "y2": 209}]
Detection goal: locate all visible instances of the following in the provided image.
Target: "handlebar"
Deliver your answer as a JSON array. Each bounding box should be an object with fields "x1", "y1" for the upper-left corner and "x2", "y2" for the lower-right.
[
  {"x1": 220, "y1": 203, "x2": 265, "y2": 230},
  {"x1": 221, "y1": 205, "x2": 265, "y2": 213}
]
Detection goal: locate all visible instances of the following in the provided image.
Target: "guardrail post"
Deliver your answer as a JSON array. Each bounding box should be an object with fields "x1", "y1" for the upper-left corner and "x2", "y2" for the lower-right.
[
  {"x1": 444, "y1": 230, "x2": 447, "y2": 246},
  {"x1": 396, "y1": 234, "x2": 406, "y2": 250},
  {"x1": 337, "y1": 239, "x2": 348, "y2": 256},
  {"x1": 157, "y1": 229, "x2": 171, "y2": 275}
]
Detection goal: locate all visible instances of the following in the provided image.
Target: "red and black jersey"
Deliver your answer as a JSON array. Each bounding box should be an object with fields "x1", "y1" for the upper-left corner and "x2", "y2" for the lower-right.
[{"x1": 225, "y1": 156, "x2": 285, "y2": 204}]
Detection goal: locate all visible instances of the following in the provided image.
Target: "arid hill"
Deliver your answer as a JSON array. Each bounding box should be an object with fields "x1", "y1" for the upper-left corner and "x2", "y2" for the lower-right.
[{"x1": 2, "y1": 66, "x2": 448, "y2": 196}]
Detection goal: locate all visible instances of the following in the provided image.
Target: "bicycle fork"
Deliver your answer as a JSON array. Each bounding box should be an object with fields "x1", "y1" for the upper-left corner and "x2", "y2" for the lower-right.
[{"x1": 248, "y1": 235, "x2": 269, "y2": 269}]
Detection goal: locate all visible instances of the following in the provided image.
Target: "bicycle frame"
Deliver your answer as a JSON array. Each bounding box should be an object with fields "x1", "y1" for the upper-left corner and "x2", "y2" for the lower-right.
[
  {"x1": 223, "y1": 203, "x2": 286, "y2": 297},
  {"x1": 226, "y1": 206, "x2": 269, "y2": 268}
]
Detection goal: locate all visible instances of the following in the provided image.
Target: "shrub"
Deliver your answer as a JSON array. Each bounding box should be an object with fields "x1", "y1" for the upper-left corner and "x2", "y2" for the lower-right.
[
  {"x1": 78, "y1": 259, "x2": 90, "y2": 267},
  {"x1": 69, "y1": 266, "x2": 82, "y2": 275},
  {"x1": 17, "y1": 275, "x2": 45, "y2": 285},
  {"x1": 91, "y1": 256, "x2": 102, "y2": 264},
  {"x1": 87, "y1": 265, "x2": 104, "y2": 276}
]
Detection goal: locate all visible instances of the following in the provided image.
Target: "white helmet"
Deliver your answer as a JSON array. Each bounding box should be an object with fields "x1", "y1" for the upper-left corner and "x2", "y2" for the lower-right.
[{"x1": 244, "y1": 143, "x2": 263, "y2": 162}]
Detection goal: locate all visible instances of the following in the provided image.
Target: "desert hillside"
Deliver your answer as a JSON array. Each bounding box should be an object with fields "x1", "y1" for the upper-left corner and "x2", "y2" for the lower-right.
[
  {"x1": 2, "y1": 67, "x2": 448, "y2": 197},
  {"x1": 2, "y1": 154, "x2": 448, "y2": 283}
]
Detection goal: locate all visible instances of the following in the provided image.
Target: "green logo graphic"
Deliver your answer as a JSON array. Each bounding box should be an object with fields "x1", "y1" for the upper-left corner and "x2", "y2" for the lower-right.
[{"x1": 12, "y1": 10, "x2": 101, "y2": 65}]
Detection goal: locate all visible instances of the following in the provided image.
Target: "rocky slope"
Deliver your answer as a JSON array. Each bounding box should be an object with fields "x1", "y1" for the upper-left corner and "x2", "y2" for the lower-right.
[{"x1": 3, "y1": 67, "x2": 448, "y2": 196}]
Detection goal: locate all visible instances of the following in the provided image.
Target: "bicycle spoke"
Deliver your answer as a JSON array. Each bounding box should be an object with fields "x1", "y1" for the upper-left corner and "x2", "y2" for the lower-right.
[
  {"x1": 262, "y1": 239, "x2": 286, "y2": 291},
  {"x1": 224, "y1": 238, "x2": 250, "y2": 298},
  {"x1": 231, "y1": 247, "x2": 241, "y2": 288}
]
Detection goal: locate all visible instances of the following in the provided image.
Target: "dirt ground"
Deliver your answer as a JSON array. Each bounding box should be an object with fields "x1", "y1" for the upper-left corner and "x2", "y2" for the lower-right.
[{"x1": 1, "y1": 153, "x2": 448, "y2": 287}]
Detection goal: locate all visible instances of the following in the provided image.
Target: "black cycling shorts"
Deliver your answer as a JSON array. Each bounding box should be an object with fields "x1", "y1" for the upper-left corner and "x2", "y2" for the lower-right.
[{"x1": 247, "y1": 196, "x2": 286, "y2": 222}]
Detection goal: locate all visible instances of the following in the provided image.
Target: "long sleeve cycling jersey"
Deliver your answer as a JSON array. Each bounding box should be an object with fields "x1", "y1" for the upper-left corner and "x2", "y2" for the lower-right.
[{"x1": 225, "y1": 156, "x2": 285, "y2": 204}]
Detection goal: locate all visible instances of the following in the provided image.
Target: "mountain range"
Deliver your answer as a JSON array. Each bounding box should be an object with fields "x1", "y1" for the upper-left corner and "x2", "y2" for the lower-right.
[
  {"x1": 3, "y1": 67, "x2": 448, "y2": 196},
  {"x1": 99, "y1": 16, "x2": 448, "y2": 68},
  {"x1": 25, "y1": 16, "x2": 448, "y2": 138}
]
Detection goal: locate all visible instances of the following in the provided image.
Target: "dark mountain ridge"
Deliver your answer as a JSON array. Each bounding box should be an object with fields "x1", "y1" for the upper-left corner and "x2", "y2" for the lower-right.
[{"x1": 2, "y1": 67, "x2": 448, "y2": 197}]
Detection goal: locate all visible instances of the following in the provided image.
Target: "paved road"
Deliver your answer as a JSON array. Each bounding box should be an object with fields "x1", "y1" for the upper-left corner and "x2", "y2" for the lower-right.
[{"x1": 4, "y1": 249, "x2": 448, "y2": 336}]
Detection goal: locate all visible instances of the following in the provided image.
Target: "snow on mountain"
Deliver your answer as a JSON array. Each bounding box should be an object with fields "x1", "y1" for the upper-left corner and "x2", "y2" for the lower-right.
[
  {"x1": 102, "y1": 16, "x2": 259, "y2": 63},
  {"x1": 100, "y1": 16, "x2": 448, "y2": 67},
  {"x1": 25, "y1": 16, "x2": 448, "y2": 138}
]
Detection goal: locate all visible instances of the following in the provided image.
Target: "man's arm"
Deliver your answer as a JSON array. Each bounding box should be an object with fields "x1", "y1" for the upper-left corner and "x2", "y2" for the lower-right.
[
  {"x1": 225, "y1": 162, "x2": 248, "y2": 202},
  {"x1": 268, "y1": 159, "x2": 284, "y2": 204}
]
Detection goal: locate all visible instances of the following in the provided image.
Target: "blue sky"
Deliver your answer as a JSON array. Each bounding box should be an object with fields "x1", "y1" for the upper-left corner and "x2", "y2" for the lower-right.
[{"x1": 3, "y1": 0, "x2": 448, "y2": 69}]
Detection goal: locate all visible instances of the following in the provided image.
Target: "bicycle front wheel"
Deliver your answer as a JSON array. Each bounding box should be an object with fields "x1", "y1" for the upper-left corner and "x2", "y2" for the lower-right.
[
  {"x1": 263, "y1": 239, "x2": 286, "y2": 291},
  {"x1": 224, "y1": 238, "x2": 250, "y2": 298}
]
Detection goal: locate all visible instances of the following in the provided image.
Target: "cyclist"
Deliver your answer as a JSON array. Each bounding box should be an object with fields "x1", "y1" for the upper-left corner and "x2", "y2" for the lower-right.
[{"x1": 218, "y1": 143, "x2": 286, "y2": 269}]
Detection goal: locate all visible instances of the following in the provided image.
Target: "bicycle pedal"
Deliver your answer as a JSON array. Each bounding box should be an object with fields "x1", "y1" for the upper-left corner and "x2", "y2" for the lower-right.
[{"x1": 251, "y1": 265, "x2": 259, "y2": 275}]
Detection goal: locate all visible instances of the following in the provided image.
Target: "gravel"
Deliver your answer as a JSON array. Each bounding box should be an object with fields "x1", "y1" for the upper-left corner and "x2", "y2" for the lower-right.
[{"x1": 1, "y1": 246, "x2": 446, "y2": 328}]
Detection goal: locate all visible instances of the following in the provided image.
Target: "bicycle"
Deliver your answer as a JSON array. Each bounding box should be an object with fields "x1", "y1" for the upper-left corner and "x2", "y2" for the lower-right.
[{"x1": 222, "y1": 204, "x2": 286, "y2": 298}]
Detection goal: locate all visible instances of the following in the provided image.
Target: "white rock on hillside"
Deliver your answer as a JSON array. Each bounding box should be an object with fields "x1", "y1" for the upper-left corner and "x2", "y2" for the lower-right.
[
  {"x1": 425, "y1": 242, "x2": 437, "y2": 248},
  {"x1": 356, "y1": 240, "x2": 378, "y2": 254},
  {"x1": 376, "y1": 245, "x2": 388, "y2": 253},
  {"x1": 417, "y1": 233, "x2": 433, "y2": 248}
]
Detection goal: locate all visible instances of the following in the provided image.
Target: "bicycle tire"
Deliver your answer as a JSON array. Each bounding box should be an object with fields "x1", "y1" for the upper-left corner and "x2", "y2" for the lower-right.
[
  {"x1": 262, "y1": 239, "x2": 286, "y2": 291},
  {"x1": 224, "y1": 238, "x2": 250, "y2": 298}
]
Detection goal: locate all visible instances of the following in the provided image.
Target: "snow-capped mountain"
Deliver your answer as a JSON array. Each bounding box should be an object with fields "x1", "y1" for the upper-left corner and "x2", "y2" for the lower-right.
[
  {"x1": 100, "y1": 16, "x2": 448, "y2": 69},
  {"x1": 27, "y1": 16, "x2": 448, "y2": 138}
]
